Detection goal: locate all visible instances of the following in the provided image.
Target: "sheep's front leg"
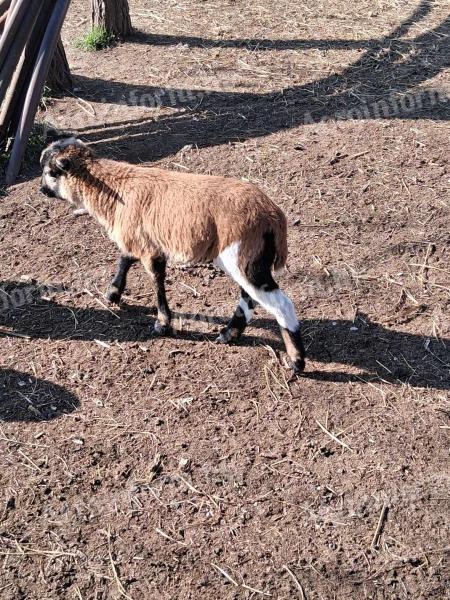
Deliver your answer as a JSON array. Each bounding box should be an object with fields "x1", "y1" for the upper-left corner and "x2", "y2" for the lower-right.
[
  {"x1": 106, "y1": 255, "x2": 137, "y2": 304},
  {"x1": 143, "y1": 255, "x2": 172, "y2": 335}
]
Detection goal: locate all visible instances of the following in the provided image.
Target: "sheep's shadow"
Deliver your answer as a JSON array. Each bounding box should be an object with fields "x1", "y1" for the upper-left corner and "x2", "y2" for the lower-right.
[
  {"x1": 0, "y1": 368, "x2": 80, "y2": 422},
  {"x1": 1, "y1": 281, "x2": 448, "y2": 390}
]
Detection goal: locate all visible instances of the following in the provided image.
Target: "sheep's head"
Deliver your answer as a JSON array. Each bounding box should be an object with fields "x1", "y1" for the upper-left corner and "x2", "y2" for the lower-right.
[{"x1": 40, "y1": 138, "x2": 93, "y2": 205}]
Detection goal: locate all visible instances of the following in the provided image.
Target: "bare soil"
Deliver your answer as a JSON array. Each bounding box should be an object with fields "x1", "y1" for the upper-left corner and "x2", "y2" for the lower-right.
[{"x1": 0, "y1": 1, "x2": 449, "y2": 598}]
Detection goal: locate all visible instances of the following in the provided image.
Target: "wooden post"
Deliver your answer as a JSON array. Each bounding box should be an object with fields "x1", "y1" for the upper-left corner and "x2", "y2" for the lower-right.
[
  {"x1": 0, "y1": 0, "x2": 29, "y2": 71},
  {"x1": 6, "y1": 0, "x2": 70, "y2": 184},
  {"x1": 0, "y1": 0, "x2": 41, "y2": 108},
  {"x1": 0, "y1": 0, "x2": 54, "y2": 141},
  {"x1": 0, "y1": 0, "x2": 11, "y2": 34}
]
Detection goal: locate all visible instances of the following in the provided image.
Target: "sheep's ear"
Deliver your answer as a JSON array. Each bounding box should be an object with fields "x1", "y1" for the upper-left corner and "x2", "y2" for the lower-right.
[
  {"x1": 40, "y1": 145, "x2": 54, "y2": 168},
  {"x1": 55, "y1": 157, "x2": 71, "y2": 173},
  {"x1": 40, "y1": 148, "x2": 48, "y2": 168}
]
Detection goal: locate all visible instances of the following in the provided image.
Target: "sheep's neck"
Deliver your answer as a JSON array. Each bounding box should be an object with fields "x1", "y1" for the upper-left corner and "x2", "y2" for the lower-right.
[{"x1": 76, "y1": 162, "x2": 126, "y2": 231}]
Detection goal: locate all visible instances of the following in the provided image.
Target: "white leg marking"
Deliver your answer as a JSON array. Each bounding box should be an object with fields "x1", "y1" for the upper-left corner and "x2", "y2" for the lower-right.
[
  {"x1": 239, "y1": 296, "x2": 254, "y2": 323},
  {"x1": 213, "y1": 242, "x2": 241, "y2": 277},
  {"x1": 250, "y1": 288, "x2": 299, "y2": 331},
  {"x1": 215, "y1": 242, "x2": 299, "y2": 331}
]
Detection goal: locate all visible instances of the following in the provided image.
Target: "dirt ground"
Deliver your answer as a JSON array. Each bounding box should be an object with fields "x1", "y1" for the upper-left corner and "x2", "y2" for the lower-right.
[{"x1": 1, "y1": 0, "x2": 449, "y2": 598}]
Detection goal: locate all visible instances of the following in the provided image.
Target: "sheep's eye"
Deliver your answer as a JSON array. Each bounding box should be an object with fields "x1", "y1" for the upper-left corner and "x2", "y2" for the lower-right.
[{"x1": 49, "y1": 169, "x2": 59, "y2": 178}]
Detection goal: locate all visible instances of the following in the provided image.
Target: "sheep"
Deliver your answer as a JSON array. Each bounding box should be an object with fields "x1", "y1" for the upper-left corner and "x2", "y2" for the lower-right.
[{"x1": 40, "y1": 138, "x2": 306, "y2": 373}]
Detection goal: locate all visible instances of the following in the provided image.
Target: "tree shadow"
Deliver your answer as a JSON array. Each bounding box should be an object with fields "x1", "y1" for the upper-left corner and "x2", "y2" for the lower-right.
[
  {"x1": 129, "y1": 30, "x2": 382, "y2": 51},
  {"x1": 127, "y1": 0, "x2": 434, "y2": 51},
  {"x1": 1, "y1": 281, "x2": 448, "y2": 390},
  {"x1": 0, "y1": 368, "x2": 80, "y2": 422},
  {"x1": 67, "y1": 0, "x2": 450, "y2": 163}
]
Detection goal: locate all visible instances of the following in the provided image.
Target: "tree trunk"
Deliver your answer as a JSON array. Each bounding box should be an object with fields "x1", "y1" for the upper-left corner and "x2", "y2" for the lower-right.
[
  {"x1": 46, "y1": 36, "x2": 72, "y2": 92},
  {"x1": 91, "y1": 0, "x2": 131, "y2": 38}
]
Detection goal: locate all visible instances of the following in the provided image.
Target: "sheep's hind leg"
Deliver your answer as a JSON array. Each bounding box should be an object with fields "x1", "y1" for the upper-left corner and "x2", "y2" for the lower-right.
[
  {"x1": 106, "y1": 255, "x2": 138, "y2": 304},
  {"x1": 143, "y1": 255, "x2": 172, "y2": 336},
  {"x1": 247, "y1": 284, "x2": 305, "y2": 374},
  {"x1": 215, "y1": 242, "x2": 306, "y2": 373},
  {"x1": 217, "y1": 288, "x2": 255, "y2": 343}
]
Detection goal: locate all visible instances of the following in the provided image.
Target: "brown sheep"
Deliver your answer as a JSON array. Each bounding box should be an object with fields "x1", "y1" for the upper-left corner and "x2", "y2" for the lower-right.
[{"x1": 40, "y1": 138, "x2": 305, "y2": 373}]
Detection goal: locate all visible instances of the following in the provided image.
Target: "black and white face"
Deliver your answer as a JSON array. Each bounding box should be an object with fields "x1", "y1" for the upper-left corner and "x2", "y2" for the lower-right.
[
  {"x1": 40, "y1": 161, "x2": 64, "y2": 199},
  {"x1": 39, "y1": 138, "x2": 84, "y2": 205}
]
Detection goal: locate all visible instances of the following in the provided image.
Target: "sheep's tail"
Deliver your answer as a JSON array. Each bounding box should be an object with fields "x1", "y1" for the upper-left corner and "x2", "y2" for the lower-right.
[
  {"x1": 238, "y1": 210, "x2": 288, "y2": 277},
  {"x1": 272, "y1": 212, "x2": 288, "y2": 273}
]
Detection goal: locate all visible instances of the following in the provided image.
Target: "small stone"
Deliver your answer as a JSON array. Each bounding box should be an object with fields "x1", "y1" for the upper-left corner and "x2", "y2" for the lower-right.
[{"x1": 179, "y1": 457, "x2": 191, "y2": 472}]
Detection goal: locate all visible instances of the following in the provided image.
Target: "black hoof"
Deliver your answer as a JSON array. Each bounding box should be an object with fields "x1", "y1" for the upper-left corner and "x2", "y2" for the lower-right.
[
  {"x1": 292, "y1": 358, "x2": 305, "y2": 375},
  {"x1": 152, "y1": 321, "x2": 171, "y2": 336},
  {"x1": 216, "y1": 326, "x2": 242, "y2": 344},
  {"x1": 106, "y1": 287, "x2": 122, "y2": 305},
  {"x1": 216, "y1": 327, "x2": 233, "y2": 344}
]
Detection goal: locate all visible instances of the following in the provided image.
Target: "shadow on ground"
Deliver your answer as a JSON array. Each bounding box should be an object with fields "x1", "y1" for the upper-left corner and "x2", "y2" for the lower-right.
[
  {"x1": 67, "y1": 0, "x2": 450, "y2": 163},
  {"x1": 0, "y1": 367, "x2": 80, "y2": 422},
  {"x1": 1, "y1": 281, "x2": 449, "y2": 390},
  {"x1": 11, "y1": 1, "x2": 449, "y2": 183}
]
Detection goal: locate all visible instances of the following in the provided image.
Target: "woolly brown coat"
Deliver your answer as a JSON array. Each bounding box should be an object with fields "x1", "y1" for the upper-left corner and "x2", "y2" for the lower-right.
[{"x1": 45, "y1": 143, "x2": 288, "y2": 274}]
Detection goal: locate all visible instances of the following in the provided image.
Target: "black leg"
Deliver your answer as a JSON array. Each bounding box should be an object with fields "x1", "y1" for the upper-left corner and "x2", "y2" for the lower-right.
[
  {"x1": 217, "y1": 288, "x2": 255, "y2": 343},
  {"x1": 106, "y1": 255, "x2": 137, "y2": 304},
  {"x1": 149, "y1": 256, "x2": 172, "y2": 335}
]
